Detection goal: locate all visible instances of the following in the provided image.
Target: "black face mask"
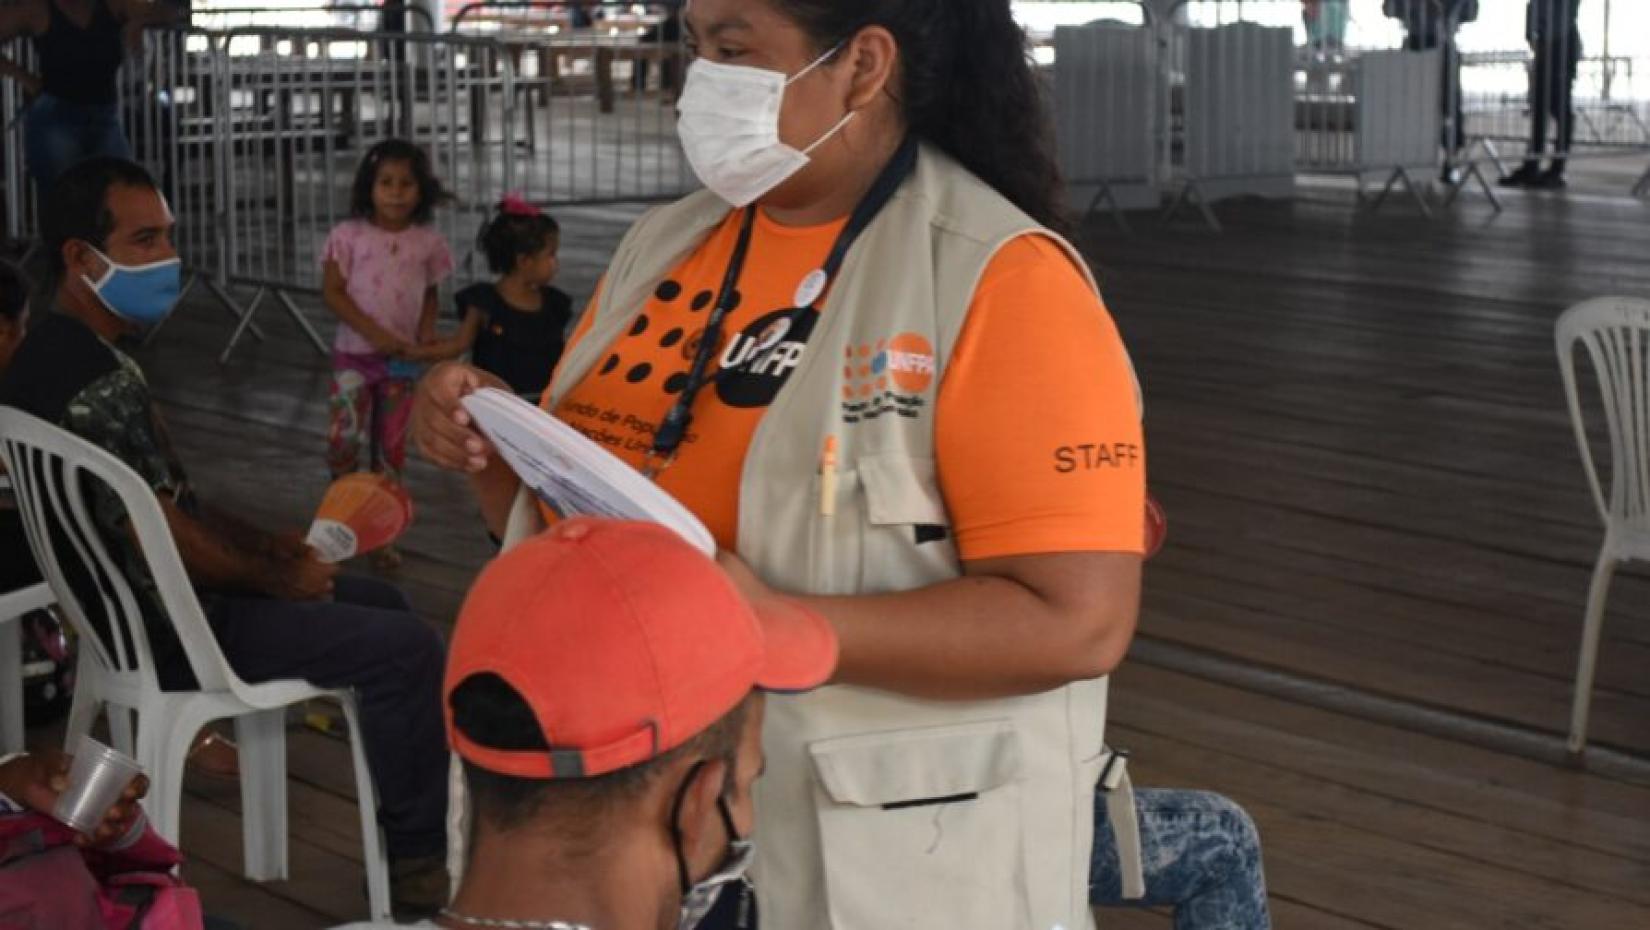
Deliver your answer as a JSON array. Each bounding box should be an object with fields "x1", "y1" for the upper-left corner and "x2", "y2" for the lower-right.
[{"x1": 669, "y1": 760, "x2": 755, "y2": 930}]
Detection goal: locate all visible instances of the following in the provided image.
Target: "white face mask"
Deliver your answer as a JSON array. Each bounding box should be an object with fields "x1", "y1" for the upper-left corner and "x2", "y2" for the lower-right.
[{"x1": 676, "y1": 46, "x2": 856, "y2": 208}]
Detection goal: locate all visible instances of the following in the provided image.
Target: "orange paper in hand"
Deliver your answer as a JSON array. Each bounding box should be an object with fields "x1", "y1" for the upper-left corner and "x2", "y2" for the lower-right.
[{"x1": 306, "y1": 474, "x2": 414, "y2": 564}]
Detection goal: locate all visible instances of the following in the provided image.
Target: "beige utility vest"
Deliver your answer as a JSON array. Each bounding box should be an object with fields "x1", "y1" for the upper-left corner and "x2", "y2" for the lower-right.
[{"x1": 500, "y1": 146, "x2": 1114, "y2": 930}]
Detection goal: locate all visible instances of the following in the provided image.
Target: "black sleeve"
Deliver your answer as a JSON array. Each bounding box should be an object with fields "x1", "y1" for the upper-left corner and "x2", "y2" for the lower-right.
[
  {"x1": 454, "y1": 282, "x2": 493, "y2": 322},
  {"x1": 0, "y1": 315, "x2": 120, "y2": 423},
  {"x1": 543, "y1": 287, "x2": 575, "y2": 335}
]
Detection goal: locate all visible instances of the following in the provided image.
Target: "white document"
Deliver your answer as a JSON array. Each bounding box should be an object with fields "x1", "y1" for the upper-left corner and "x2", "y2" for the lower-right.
[{"x1": 460, "y1": 388, "x2": 716, "y2": 556}]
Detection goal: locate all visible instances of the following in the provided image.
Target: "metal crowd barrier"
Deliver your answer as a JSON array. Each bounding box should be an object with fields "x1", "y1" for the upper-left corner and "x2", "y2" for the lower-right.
[
  {"x1": 1047, "y1": 0, "x2": 1648, "y2": 228},
  {"x1": 449, "y1": 2, "x2": 690, "y2": 205},
  {"x1": 1, "y1": 20, "x2": 693, "y2": 362},
  {"x1": 1159, "y1": 0, "x2": 1461, "y2": 224},
  {"x1": 1049, "y1": 2, "x2": 1158, "y2": 233},
  {"x1": 188, "y1": 4, "x2": 438, "y2": 33}
]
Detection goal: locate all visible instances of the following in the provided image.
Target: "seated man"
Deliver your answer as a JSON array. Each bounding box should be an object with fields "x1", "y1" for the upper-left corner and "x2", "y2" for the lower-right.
[
  {"x1": 0, "y1": 157, "x2": 449, "y2": 917},
  {"x1": 339, "y1": 517, "x2": 838, "y2": 930}
]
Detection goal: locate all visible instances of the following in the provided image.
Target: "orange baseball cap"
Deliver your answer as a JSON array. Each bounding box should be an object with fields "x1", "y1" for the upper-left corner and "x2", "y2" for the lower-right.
[{"x1": 445, "y1": 518, "x2": 839, "y2": 779}]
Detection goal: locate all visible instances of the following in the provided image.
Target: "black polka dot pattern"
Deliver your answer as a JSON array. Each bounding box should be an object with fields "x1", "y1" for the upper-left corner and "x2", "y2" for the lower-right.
[
  {"x1": 663, "y1": 372, "x2": 689, "y2": 394},
  {"x1": 626, "y1": 363, "x2": 653, "y2": 384},
  {"x1": 655, "y1": 280, "x2": 683, "y2": 301},
  {"x1": 629, "y1": 314, "x2": 650, "y2": 337},
  {"x1": 691, "y1": 290, "x2": 713, "y2": 312},
  {"x1": 600, "y1": 354, "x2": 620, "y2": 375},
  {"x1": 660, "y1": 327, "x2": 684, "y2": 349}
]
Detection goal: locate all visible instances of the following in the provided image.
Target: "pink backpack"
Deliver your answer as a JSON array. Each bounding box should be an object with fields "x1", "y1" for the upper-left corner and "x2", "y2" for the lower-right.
[{"x1": 0, "y1": 810, "x2": 203, "y2": 930}]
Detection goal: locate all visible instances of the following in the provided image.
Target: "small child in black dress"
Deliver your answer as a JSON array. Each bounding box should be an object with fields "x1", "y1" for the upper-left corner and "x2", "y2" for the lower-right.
[{"x1": 414, "y1": 195, "x2": 573, "y2": 402}]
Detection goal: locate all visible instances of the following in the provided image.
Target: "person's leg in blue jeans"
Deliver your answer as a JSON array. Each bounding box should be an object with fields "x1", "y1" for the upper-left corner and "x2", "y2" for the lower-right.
[
  {"x1": 203, "y1": 576, "x2": 448, "y2": 865},
  {"x1": 1091, "y1": 788, "x2": 1271, "y2": 930},
  {"x1": 82, "y1": 102, "x2": 133, "y2": 163},
  {"x1": 24, "y1": 96, "x2": 84, "y2": 190}
]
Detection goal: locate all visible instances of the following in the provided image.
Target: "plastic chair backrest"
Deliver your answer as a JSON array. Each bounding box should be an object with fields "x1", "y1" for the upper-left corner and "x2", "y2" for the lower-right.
[
  {"x1": 0, "y1": 407, "x2": 236, "y2": 696},
  {"x1": 1555, "y1": 296, "x2": 1650, "y2": 529}
]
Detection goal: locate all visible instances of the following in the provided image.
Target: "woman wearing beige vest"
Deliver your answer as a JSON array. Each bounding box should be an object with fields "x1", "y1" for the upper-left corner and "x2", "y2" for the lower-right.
[{"x1": 415, "y1": 2, "x2": 1150, "y2": 928}]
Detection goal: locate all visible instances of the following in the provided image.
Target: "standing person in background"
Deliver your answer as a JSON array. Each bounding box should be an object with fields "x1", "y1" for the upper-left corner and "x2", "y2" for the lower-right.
[
  {"x1": 411, "y1": 195, "x2": 572, "y2": 404},
  {"x1": 321, "y1": 139, "x2": 453, "y2": 570},
  {"x1": 1385, "y1": 0, "x2": 1478, "y2": 180},
  {"x1": 1302, "y1": 0, "x2": 1349, "y2": 55},
  {"x1": 1501, "y1": 0, "x2": 1582, "y2": 189},
  {"x1": 0, "y1": 0, "x2": 180, "y2": 194}
]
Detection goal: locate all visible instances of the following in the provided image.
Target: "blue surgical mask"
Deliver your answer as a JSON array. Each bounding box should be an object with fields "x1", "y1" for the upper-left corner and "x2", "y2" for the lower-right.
[{"x1": 81, "y1": 246, "x2": 182, "y2": 327}]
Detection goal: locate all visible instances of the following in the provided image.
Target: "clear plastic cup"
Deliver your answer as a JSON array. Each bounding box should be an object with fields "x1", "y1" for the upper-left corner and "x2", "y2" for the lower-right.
[{"x1": 51, "y1": 734, "x2": 144, "y2": 835}]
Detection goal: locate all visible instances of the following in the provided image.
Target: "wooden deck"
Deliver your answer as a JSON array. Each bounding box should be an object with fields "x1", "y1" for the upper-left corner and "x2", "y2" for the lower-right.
[{"x1": 17, "y1": 172, "x2": 1650, "y2": 927}]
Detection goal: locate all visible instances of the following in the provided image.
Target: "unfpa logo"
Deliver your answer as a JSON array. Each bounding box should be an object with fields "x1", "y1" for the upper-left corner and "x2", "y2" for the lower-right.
[
  {"x1": 841, "y1": 332, "x2": 935, "y2": 424},
  {"x1": 843, "y1": 332, "x2": 936, "y2": 400}
]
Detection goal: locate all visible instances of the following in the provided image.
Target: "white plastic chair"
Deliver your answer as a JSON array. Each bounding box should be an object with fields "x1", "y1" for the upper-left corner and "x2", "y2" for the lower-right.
[
  {"x1": 1555, "y1": 296, "x2": 1650, "y2": 755},
  {"x1": 0, "y1": 582, "x2": 54, "y2": 754},
  {"x1": 0, "y1": 407, "x2": 391, "y2": 919}
]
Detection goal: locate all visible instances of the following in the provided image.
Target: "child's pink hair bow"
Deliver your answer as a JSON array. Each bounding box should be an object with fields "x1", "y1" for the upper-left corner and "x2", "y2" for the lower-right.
[{"x1": 498, "y1": 192, "x2": 542, "y2": 217}]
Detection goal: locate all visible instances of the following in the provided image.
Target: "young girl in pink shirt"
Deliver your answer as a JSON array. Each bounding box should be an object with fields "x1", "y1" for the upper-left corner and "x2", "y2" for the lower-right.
[{"x1": 320, "y1": 140, "x2": 453, "y2": 568}]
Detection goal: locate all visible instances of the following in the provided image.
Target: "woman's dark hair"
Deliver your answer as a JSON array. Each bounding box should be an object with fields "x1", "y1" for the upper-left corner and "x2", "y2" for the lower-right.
[
  {"x1": 479, "y1": 203, "x2": 561, "y2": 275},
  {"x1": 349, "y1": 139, "x2": 446, "y2": 226},
  {"x1": 0, "y1": 261, "x2": 26, "y2": 322},
  {"x1": 774, "y1": 0, "x2": 1069, "y2": 234}
]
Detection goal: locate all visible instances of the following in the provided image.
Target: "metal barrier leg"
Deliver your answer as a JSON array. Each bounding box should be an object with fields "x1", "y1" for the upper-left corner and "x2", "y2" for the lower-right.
[
  {"x1": 203, "y1": 278, "x2": 267, "y2": 343},
  {"x1": 1479, "y1": 139, "x2": 1509, "y2": 180},
  {"x1": 1159, "y1": 181, "x2": 1221, "y2": 235},
  {"x1": 217, "y1": 286, "x2": 269, "y2": 366},
  {"x1": 1443, "y1": 160, "x2": 1504, "y2": 213},
  {"x1": 275, "y1": 289, "x2": 330, "y2": 357},
  {"x1": 1081, "y1": 181, "x2": 1133, "y2": 236},
  {"x1": 1369, "y1": 167, "x2": 1433, "y2": 220}
]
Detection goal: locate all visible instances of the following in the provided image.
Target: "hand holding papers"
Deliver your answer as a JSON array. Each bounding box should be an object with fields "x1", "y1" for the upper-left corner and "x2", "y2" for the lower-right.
[{"x1": 460, "y1": 388, "x2": 715, "y2": 556}]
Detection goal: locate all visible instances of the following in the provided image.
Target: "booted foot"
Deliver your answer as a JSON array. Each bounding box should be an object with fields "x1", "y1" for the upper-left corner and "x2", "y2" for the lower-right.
[
  {"x1": 1499, "y1": 164, "x2": 1542, "y2": 187},
  {"x1": 390, "y1": 854, "x2": 449, "y2": 921},
  {"x1": 1532, "y1": 169, "x2": 1567, "y2": 190}
]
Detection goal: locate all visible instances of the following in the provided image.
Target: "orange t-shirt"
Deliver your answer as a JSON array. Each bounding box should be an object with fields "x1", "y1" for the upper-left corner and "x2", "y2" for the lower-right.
[{"x1": 550, "y1": 209, "x2": 1145, "y2": 560}]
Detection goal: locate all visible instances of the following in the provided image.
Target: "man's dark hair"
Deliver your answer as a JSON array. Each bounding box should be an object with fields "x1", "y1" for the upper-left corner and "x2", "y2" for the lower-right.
[
  {"x1": 452, "y1": 673, "x2": 748, "y2": 855},
  {"x1": 41, "y1": 157, "x2": 160, "y2": 288}
]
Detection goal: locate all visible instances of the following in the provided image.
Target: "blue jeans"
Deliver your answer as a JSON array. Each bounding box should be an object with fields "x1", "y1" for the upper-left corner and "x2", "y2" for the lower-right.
[
  {"x1": 23, "y1": 93, "x2": 132, "y2": 188},
  {"x1": 1092, "y1": 788, "x2": 1272, "y2": 930}
]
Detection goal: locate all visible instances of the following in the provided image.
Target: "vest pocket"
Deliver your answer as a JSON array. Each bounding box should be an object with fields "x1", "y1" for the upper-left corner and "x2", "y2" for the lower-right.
[
  {"x1": 856, "y1": 453, "x2": 957, "y2": 594},
  {"x1": 807, "y1": 720, "x2": 1033, "y2": 930}
]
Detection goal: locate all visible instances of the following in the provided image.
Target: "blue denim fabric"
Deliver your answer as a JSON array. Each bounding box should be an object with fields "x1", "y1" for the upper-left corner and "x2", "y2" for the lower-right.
[
  {"x1": 1091, "y1": 788, "x2": 1272, "y2": 930},
  {"x1": 23, "y1": 93, "x2": 132, "y2": 187}
]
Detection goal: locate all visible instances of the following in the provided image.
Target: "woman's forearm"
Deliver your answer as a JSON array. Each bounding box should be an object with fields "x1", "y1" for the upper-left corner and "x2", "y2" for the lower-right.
[{"x1": 795, "y1": 552, "x2": 1140, "y2": 701}]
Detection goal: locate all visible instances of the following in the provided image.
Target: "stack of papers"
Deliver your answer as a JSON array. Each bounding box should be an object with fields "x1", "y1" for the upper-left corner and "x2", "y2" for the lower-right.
[{"x1": 461, "y1": 388, "x2": 716, "y2": 556}]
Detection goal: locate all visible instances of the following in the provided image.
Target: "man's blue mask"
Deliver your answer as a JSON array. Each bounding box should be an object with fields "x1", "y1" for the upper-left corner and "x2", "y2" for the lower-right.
[{"x1": 82, "y1": 245, "x2": 182, "y2": 327}]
